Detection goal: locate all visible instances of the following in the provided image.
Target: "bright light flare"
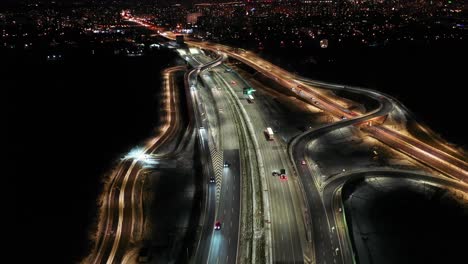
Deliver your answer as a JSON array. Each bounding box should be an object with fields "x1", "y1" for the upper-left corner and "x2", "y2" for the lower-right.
[{"x1": 124, "y1": 147, "x2": 147, "y2": 161}]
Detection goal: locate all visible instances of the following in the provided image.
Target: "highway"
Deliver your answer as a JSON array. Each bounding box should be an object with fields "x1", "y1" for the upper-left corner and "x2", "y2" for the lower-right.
[
  {"x1": 185, "y1": 52, "x2": 242, "y2": 264},
  {"x1": 218, "y1": 65, "x2": 308, "y2": 262},
  {"x1": 172, "y1": 37, "x2": 467, "y2": 264},
  {"x1": 88, "y1": 66, "x2": 186, "y2": 264},
  {"x1": 120, "y1": 15, "x2": 467, "y2": 264},
  {"x1": 204, "y1": 67, "x2": 241, "y2": 264},
  {"x1": 287, "y1": 89, "x2": 393, "y2": 263},
  {"x1": 321, "y1": 168, "x2": 468, "y2": 264},
  {"x1": 288, "y1": 72, "x2": 467, "y2": 263},
  {"x1": 186, "y1": 62, "x2": 217, "y2": 264},
  {"x1": 295, "y1": 77, "x2": 468, "y2": 180},
  {"x1": 192, "y1": 51, "x2": 314, "y2": 263},
  {"x1": 187, "y1": 51, "x2": 310, "y2": 263},
  {"x1": 181, "y1": 47, "x2": 444, "y2": 264},
  {"x1": 163, "y1": 32, "x2": 468, "y2": 184}
]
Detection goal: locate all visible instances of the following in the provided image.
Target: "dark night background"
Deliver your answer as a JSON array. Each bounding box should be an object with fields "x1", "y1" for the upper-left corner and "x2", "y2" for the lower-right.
[
  {"x1": 7, "y1": 48, "x2": 174, "y2": 263},
  {"x1": 5, "y1": 1, "x2": 467, "y2": 263}
]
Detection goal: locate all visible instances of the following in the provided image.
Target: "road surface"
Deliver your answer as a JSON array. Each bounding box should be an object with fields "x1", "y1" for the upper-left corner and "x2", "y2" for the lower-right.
[{"x1": 89, "y1": 66, "x2": 186, "y2": 264}]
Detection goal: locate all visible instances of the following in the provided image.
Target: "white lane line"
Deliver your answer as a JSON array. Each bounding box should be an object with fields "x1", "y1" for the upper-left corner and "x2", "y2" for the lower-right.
[
  {"x1": 106, "y1": 159, "x2": 139, "y2": 264},
  {"x1": 130, "y1": 168, "x2": 145, "y2": 240}
]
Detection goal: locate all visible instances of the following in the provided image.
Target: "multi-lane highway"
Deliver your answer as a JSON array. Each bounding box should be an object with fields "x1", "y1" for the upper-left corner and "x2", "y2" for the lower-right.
[
  {"x1": 188, "y1": 50, "x2": 313, "y2": 263},
  {"x1": 218, "y1": 65, "x2": 308, "y2": 263},
  {"x1": 172, "y1": 43, "x2": 467, "y2": 264},
  {"x1": 185, "y1": 52, "x2": 242, "y2": 264},
  {"x1": 203, "y1": 69, "x2": 241, "y2": 264},
  {"x1": 164, "y1": 32, "x2": 468, "y2": 184},
  {"x1": 105, "y1": 14, "x2": 468, "y2": 264}
]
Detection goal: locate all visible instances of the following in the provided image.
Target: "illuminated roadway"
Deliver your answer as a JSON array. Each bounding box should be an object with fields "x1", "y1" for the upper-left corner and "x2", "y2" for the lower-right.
[
  {"x1": 126, "y1": 17, "x2": 467, "y2": 182},
  {"x1": 163, "y1": 32, "x2": 468, "y2": 183},
  {"x1": 122, "y1": 15, "x2": 467, "y2": 263},
  {"x1": 289, "y1": 91, "x2": 393, "y2": 263},
  {"x1": 188, "y1": 51, "x2": 309, "y2": 263},
  {"x1": 173, "y1": 39, "x2": 467, "y2": 264},
  {"x1": 186, "y1": 65, "x2": 217, "y2": 264},
  {"x1": 216, "y1": 65, "x2": 308, "y2": 262},
  {"x1": 186, "y1": 41, "x2": 466, "y2": 264},
  {"x1": 89, "y1": 66, "x2": 185, "y2": 264},
  {"x1": 185, "y1": 53, "x2": 241, "y2": 264},
  {"x1": 320, "y1": 168, "x2": 468, "y2": 264}
]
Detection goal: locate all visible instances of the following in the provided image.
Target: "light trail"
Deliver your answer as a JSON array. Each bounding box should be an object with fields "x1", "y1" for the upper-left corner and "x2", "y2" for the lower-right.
[{"x1": 90, "y1": 66, "x2": 185, "y2": 264}]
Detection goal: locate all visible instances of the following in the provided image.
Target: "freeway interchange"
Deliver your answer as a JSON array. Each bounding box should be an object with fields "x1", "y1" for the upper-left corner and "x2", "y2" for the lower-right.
[
  {"x1": 172, "y1": 42, "x2": 467, "y2": 264},
  {"x1": 86, "y1": 16, "x2": 468, "y2": 264}
]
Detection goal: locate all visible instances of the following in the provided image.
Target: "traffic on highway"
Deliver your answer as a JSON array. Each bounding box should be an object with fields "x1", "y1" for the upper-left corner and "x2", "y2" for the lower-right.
[{"x1": 84, "y1": 13, "x2": 468, "y2": 264}]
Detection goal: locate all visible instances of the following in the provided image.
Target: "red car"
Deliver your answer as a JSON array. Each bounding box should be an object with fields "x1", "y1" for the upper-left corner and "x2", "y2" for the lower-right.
[
  {"x1": 231, "y1": 80, "x2": 237, "y2": 85},
  {"x1": 214, "y1": 221, "x2": 221, "y2": 230},
  {"x1": 279, "y1": 174, "x2": 287, "y2": 181}
]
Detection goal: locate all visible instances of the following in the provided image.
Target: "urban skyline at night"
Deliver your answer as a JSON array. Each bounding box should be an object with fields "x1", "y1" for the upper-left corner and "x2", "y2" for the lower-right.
[{"x1": 8, "y1": 0, "x2": 467, "y2": 263}]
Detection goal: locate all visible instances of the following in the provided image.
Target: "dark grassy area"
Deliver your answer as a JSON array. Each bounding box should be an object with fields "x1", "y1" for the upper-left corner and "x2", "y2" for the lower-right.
[
  {"x1": 343, "y1": 178, "x2": 468, "y2": 264},
  {"x1": 8, "y1": 49, "x2": 175, "y2": 263}
]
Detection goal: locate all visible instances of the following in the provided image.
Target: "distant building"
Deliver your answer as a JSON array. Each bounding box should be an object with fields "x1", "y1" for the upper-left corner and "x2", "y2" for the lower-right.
[
  {"x1": 176, "y1": 35, "x2": 184, "y2": 45},
  {"x1": 320, "y1": 39, "x2": 328, "y2": 48},
  {"x1": 187, "y1": 13, "x2": 202, "y2": 24}
]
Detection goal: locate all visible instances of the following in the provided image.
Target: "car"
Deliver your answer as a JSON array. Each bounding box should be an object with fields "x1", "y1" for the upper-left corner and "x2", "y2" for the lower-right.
[
  {"x1": 223, "y1": 161, "x2": 230, "y2": 168},
  {"x1": 280, "y1": 169, "x2": 286, "y2": 175},
  {"x1": 209, "y1": 176, "x2": 215, "y2": 183},
  {"x1": 340, "y1": 116, "x2": 347, "y2": 120},
  {"x1": 314, "y1": 101, "x2": 319, "y2": 105},
  {"x1": 272, "y1": 171, "x2": 279, "y2": 176},
  {"x1": 301, "y1": 160, "x2": 306, "y2": 165},
  {"x1": 214, "y1": 221, "x2": 221, "y2": 230},
  {"x1": 279, "y1": 174, "x2": 287, "y2": 181},
  {"x1": 247, "y1": 99, "x2": 254, "y2": 104},
  {"x1": 231, "y1": 80, "x2": 237, "y2": 85}
]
